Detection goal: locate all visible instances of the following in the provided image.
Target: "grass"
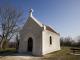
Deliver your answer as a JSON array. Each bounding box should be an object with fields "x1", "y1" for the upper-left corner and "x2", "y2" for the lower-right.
[
  {"x1": 0, "y1": 47, "x2": 80, "y2": 60},
  {"x1": 43, "y1": 47, "x2": 80, "y2": 60}
]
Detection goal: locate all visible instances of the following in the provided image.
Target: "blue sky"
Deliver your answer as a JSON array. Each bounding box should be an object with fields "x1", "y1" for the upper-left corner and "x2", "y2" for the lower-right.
[{"x1": 0, "y1": 0, "x2": 80, "y2": 38}]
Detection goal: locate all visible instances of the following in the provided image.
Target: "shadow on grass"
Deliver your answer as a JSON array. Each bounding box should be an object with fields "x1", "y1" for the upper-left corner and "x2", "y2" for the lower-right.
[{"x1": 0, "y1": 52, "x2": 42, "y2": 57}]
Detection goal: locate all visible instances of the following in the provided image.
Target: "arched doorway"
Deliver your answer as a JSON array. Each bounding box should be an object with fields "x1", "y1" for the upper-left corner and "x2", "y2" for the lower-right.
[{"x1": 27, "y1": 37, "x2": 33, "y2": 52}]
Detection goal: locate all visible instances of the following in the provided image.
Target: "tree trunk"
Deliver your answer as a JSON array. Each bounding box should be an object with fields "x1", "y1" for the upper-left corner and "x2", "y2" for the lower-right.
[
  {"x1": 0, "y1": 40, "x2": 5, "y2": 49},
  {"x1": 0, "y1": 39, "x2": 8, "y2": 49}
]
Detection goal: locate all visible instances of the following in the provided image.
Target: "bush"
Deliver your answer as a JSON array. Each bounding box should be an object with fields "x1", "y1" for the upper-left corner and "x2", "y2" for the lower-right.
[{"x1": 0, "y1": 48, "x2": 17, "y2": 54}]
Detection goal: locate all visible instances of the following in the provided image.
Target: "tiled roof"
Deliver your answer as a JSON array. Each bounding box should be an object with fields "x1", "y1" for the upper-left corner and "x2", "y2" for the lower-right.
[{"x1": 46, "y1": 25, "x2": 60, "y2": 35}]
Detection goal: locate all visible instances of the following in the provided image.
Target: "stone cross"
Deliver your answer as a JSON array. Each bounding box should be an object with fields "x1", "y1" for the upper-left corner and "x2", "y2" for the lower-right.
[{"x1": 29, "y1": 8, "x2": 33, "y2": 16}]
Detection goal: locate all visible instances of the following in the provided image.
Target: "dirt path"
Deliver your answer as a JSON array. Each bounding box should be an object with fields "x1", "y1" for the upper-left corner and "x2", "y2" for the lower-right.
[{"x1": 0, "y1": 56, "x2": 43, "y2": 60}]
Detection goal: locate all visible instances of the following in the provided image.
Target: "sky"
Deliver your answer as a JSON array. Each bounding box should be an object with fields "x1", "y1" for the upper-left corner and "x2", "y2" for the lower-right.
[{"x1": 0, "y1": 0, "x2": 80, "y2": 38}]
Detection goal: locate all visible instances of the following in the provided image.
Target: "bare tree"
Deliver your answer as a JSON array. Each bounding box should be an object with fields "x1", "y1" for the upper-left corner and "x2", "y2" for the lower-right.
[
  {"x1": 77, "y1": 37, "x2": 80, "y2": 47},
  {"x1": 0, "y1": 6, "x2": 22, "y2": 49},
  {"x1": 60, "y1": 36, "x2": 72, "y2": 46}
]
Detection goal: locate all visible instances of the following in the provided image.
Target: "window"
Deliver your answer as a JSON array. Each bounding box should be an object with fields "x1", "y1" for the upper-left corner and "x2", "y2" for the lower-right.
[{"x1": 50, "y1": 36, "x2": 52, "y2": 45}]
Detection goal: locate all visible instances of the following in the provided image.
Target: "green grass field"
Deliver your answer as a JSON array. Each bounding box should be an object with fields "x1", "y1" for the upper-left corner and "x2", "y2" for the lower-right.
[{"x1": 43, "y1": 47, "x2": 80, "y2": 60}]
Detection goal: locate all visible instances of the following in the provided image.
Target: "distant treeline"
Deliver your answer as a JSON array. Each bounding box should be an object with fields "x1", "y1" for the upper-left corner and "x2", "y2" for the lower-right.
[{"x1": 60, "y1": 37, "x2": 80, "y2": 47}]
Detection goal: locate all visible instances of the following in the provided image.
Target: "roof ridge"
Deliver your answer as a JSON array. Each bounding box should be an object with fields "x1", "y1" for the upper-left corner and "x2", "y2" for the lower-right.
[{"x1": 30, "y1": 15, "x2": 43, "y2": 27}]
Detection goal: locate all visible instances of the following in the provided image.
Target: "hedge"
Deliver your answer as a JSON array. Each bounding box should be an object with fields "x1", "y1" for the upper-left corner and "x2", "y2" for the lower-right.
[{"x1": 0, "y1": 48, "x2": 17, "y2": 53}]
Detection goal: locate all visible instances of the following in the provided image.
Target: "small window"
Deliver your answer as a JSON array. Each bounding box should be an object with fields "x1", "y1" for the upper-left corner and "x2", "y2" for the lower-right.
[{"x1": 50, "y1": 36, "x2": 52, "y2": 45}]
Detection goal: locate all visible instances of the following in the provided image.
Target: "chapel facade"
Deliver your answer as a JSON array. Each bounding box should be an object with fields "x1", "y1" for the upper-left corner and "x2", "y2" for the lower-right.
[{"x1": 18, "y1": 9, "x2": 60, "y2": 56}]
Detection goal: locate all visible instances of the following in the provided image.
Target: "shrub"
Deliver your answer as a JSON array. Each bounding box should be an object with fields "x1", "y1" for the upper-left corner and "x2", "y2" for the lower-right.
[{"x1": 0, "y1": 48, "x2": 16, "y2": 54}]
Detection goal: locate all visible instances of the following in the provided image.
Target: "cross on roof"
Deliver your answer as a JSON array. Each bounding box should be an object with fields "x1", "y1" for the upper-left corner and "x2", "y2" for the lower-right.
[{"x1": 29, "y1": 8, "x2": 34, "y2": 16}]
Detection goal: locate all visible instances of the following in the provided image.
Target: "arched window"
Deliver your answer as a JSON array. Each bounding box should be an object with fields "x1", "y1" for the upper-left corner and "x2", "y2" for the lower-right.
[{"x1": 50, "y1": 36, "x2": 52, "y2": 45}]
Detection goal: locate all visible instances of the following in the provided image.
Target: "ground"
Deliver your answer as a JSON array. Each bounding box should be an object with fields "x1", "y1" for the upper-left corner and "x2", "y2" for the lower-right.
[{"x1": 0, "y1": 47, "x2": 80, "y2": 60}]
